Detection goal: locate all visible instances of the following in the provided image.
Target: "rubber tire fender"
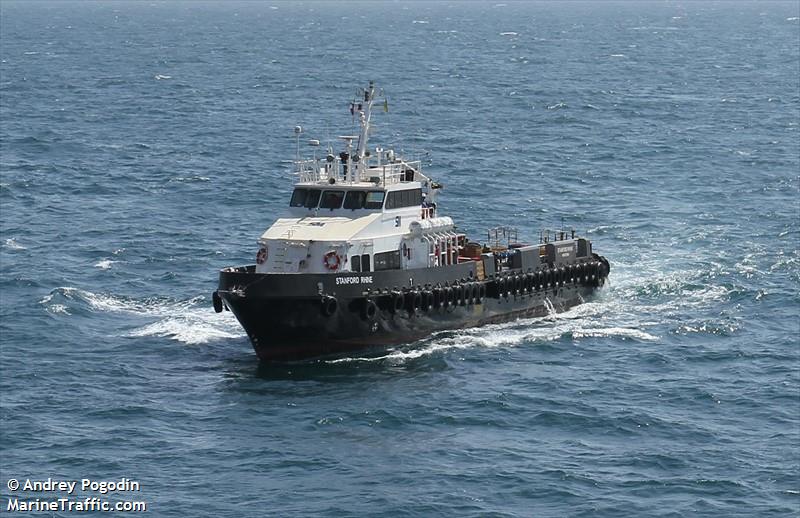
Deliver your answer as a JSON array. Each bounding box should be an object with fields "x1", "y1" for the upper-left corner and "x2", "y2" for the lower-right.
[
  {"x1": 432, "y1": 288, "x2": 442, "y2": 309},
  {"x1": 362, "y1": 299, "x2": 378, "y2": 321},
  {"x1": 321, "y1": 295, "x2": 338, "y2": 317},
  {"x1": 390, "y1": 291, "x2": 404, "y2": 313},
  {"x1": 422, "y1": 290, "x2": 433, "y2": 311}
]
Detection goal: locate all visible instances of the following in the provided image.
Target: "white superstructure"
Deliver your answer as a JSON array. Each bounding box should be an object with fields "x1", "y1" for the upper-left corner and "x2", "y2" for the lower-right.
[{"x1": 255, "y1": 82, "x2": 465, "y2": 275}]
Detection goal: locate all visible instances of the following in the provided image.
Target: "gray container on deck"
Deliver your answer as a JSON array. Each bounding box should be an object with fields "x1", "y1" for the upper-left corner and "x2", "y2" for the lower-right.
[{"x1": 510, "y1": 245, "x2": 541, "y2": 271}]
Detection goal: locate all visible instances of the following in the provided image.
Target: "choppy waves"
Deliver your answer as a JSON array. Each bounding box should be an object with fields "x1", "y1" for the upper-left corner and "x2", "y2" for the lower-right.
[
  {"x1": 2, "y1": 1, "x2": 798, "y2": 516},
  {"x1": 39, "y1": 287, "x2": 245, "y2": 344}
]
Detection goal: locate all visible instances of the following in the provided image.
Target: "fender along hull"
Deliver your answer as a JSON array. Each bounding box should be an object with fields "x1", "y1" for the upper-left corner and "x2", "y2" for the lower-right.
[{"x1": 216, "y1": 260, "x2": 609, "y2": 362}]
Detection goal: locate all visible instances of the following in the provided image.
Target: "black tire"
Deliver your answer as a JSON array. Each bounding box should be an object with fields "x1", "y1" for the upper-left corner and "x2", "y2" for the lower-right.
[
  {"x1": 432, "y1": 288, "x2": 442, "y2": 309},
  {"x1": 212, "y1": 291, "x2": 223, "y2": 313},
  {"x1": 362, "y1": 299, "x2": 378, "y2": 321},
  {"x1": 390, "y1": 291, "x2": 404, "y2": 313},
  {"x1": 422, "y1": 290, "x2": 433, "y2": 311},
  {"x1": 321, "y1": 295, "x2": 338, "y2": 317}
]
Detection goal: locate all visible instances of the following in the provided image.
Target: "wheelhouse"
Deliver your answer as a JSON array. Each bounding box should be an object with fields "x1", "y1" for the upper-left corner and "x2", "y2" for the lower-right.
[{"x1": 290, "y1": 187, "x2": 387, "y2": 211}]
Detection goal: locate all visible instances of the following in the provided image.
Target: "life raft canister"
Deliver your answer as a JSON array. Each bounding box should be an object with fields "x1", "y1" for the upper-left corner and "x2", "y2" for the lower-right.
[{"x1": 323, "y1": 250, "x2": 341, "y2": 271}]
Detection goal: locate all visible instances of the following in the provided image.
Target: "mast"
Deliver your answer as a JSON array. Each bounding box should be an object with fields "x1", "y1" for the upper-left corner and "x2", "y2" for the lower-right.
[{"x1": 356, "y1": 81, "x2": 376, "y2": 161}]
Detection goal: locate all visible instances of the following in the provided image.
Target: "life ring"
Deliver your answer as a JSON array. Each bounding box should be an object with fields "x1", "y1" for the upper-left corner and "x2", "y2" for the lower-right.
[
  {"x1": 256, "y1": 248, "x2": 268, "y2": 265},
  {"x1": 323, "y1": 251, "x2": 341, "y2": 271}
]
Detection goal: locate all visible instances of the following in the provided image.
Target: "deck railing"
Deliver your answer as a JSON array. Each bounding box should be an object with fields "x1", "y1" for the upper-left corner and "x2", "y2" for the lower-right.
[{"x1": 295, "y1": 157, "x2": 422, "y2": 186}]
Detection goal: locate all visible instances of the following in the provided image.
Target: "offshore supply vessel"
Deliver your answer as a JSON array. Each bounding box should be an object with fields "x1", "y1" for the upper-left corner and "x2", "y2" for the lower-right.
[{"x1": 213, "y1": 82, "x2": 610, "y2": 361}]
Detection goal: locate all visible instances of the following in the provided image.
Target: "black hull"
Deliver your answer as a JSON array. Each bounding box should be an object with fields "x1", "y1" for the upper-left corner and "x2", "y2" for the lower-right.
[{"x1": 216, "y1": 260, "x2": 609, "y2": 361}]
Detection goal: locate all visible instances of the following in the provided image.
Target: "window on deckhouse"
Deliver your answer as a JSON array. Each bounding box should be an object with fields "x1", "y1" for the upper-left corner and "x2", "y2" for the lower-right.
[
  {"x1": 290, "y1": 188, "x2": 323, "y2": 208},
  {"x1": 343, "y1": 191, "x2": 366, "y2": 210},
  {"x1": 320, "y1": 190, "x2": 345, "y2": 209},
  {"x1": 385, "y1": 188, "x2": 422, "y2": 209}
]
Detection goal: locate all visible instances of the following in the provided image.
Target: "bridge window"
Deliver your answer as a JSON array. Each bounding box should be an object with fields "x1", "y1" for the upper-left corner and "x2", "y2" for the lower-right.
[
  {"x1": 290, "y1": 188, "x2": 322, "y2": 208},
  {"x1": 351, "y1": 255, "x2": 361, "y2": 272},
  {"x1": 361, "y1": 254, "x2": 371, "y2": 272},
  {"x1": 365, "y1": 191, "x2": 385, "y2": 209},
  {"x1": 343, "y1": 191, "x2": 367, "y2": 210},
  {"x1": 385, "y1": 188, "x2": 422, "y2": 209},
  {"x1": 304, "y1": 190, "x2": 321, "y2": 208},
  {"x1": 320, "y1": 190, "x2": 345, "y2": 209},
  {"x1": 290, "y1": 188, "x2": 307, "y2": 207}
]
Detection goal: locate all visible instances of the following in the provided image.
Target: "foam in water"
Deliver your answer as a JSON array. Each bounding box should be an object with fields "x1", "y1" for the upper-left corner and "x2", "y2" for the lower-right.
[
  {"x1": 93, "y1": 259, "x2": 116, "y2": 270},
  {"x1": 39, "y1": 287, "x2": 244, "y2": 345},
  {"x1": 3, "y1": 238, "x2": 26, "y2": 250},
  {"x1": 128, "y1": 317, "x2": 242, "y2": 345},
  {"x1": 327, "y1": 301, "x2": 659, "y2": 365},
  {"x1": 327, "y1": 253, "x2": 741, "y2": 364}
]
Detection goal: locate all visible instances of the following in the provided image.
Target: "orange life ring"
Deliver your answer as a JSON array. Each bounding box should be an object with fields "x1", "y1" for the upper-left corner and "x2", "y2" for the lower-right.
[
  {"x1": 256, "y1": 248, "x2": 268, "y2": 265},
  {"x1": 323, "y1": 251, "x2": 341, "y2": 271}
]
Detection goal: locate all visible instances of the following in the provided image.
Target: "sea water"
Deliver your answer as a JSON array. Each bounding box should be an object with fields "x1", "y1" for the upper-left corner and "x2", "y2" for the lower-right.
[{"x1": 1, "y1": 2, "x2": 798, "y2": 516}]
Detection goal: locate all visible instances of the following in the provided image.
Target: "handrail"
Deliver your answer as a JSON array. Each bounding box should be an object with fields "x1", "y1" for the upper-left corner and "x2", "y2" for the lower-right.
[{"x1": 294, "y1": 157, "x2": 422, "y2": 186}]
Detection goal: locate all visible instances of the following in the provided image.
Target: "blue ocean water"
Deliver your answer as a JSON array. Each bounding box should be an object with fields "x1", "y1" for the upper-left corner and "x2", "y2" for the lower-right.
[{"x1": 1, "y1": 1, "x2": 798, "y2": 516}]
